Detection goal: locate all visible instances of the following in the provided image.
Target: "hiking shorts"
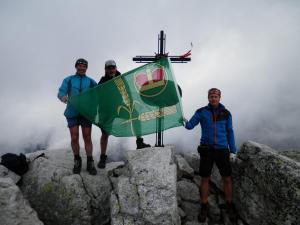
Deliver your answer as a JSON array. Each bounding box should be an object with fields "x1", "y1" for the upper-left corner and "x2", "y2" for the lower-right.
[
  {"x1": 198, "y1": 145, "x2": 232, "y2": 177},
  {"x1": 66, "y1": 115, "x2": 92, "y2": 128}
]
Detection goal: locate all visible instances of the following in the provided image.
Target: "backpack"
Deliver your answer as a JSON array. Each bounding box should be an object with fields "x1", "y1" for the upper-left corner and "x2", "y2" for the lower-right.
[{"x1": 1, "y1": 153, "x2": 29, "y2": 175}]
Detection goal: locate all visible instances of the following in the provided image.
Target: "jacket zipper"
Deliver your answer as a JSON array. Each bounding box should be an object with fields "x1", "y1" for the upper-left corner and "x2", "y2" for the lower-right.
[
  {"x1": 211, "y1": 110, "x2": 217, "y2": 146},
  {"x1": 79, "y1": 76, "x2": 82, "y2": 93}
]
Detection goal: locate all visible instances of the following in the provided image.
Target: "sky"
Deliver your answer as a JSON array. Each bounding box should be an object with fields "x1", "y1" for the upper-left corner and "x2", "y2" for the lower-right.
[{"x1": 0, "y1": 0, "x2": 300, "y2": 157}]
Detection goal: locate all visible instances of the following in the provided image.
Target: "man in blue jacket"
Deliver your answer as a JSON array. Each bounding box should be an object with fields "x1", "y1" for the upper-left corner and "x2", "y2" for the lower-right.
[
  {"x1": 184, "y1": 88, "x2": 237, "y2": 222},
  {"x1": 58, "y1": 58, "x2": 98, "y2": 175}
]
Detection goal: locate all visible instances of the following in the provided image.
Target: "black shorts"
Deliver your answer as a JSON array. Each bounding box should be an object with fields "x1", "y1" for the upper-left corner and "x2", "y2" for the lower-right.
[
  {"x1": 198, "y1": 145, "x2": 232, "y2": 177},
  {"x1": 67, "y1": 115, "x2": 92, "y2": 128}
]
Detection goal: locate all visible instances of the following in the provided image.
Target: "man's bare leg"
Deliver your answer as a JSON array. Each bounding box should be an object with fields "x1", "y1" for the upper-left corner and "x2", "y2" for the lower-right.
[{"x1": 69, "y1": 126, "x2": 81, "y2": 173}]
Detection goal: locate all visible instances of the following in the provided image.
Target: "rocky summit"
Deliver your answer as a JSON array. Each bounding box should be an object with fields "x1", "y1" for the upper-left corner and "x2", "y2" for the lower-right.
[{"x1": 0, "y1": 141, "x2": 299, "y2": 225}]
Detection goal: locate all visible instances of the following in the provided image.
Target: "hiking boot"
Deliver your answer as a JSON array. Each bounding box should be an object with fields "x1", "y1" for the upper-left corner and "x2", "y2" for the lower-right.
[
  {"x1": 227, "y1": 202, "x2": 237, "y2": 222},
  {"x1": 73, "y1": 157, "x2": 82, "y2": 174},
  {"x1": 198, "y1": 202, "x2": 209, "y2": 223},
  {"x1": 87, "y1": 160, "x2": 97, "y2": 175},
  {"x1": 136, "y1": 137, "x2": 151, "y2": 149},
  {"x1": 97, "y1": 154, "x2": 107, "y2": 169}
]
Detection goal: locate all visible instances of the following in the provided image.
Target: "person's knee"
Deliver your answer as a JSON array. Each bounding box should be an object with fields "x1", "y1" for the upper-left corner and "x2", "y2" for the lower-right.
[
  {"x1": 71, "y1": 135, "x2": 79, "y2": 143},
  {"x1": 83, "y1": 135, "x2": 92, "y2": 143},
  {"x1": 82, "y1": 130, "x2": 92, "y2": 142},
  {"x1": 71, "y1": 134, "x2": 79, "y2": 143}
]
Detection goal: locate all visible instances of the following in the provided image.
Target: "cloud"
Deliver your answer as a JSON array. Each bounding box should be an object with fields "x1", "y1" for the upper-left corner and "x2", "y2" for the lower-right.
[{"x1": 0, "y1": 0, "x2": 299, "y2": 156}]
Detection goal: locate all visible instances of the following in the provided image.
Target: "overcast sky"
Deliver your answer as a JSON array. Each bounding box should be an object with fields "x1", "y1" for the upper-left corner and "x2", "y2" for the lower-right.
[{"x1": 0, "y1": 0, "x2": 299, "y2": 157}]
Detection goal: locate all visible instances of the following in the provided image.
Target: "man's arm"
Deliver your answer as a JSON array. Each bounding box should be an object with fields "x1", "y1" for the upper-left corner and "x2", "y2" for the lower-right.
[
  {"x1": 185, "y1": 110, "x2": 201, "y2": 130},
  {"x1": 226, "y1": 114, "x2": 237, "y2": 153},
  {"x1": 57, "y1": 77, "x2": 69, "y2": 103}
]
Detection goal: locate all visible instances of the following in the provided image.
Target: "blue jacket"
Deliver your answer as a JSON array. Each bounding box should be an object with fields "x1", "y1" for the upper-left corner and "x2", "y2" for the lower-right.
[
  {"x1": 57, "y1": 74, "x2": 97, "y2": 118},
  {"x1": 185, "y1": 103, "x2": 237, "y2": 153}
]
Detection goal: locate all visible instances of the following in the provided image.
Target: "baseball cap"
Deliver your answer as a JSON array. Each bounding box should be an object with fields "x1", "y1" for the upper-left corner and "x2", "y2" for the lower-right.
[{"x1": 105, "y1": 60, "x2": 116, "y2": 68}]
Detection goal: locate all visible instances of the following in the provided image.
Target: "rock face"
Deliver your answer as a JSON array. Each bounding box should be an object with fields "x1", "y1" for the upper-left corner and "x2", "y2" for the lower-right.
[
  {"x1": 0, "y1": 177, "x2": 43, "y2": 225},
  {"x1": 211, "y1": 141, "x2": 300, "y2": 225},
  {"x1": 110, "y1": 146, "x2": 180, "y2": 225},
  {"x1": 175, "y1": 154, "x2": 194, "y2": 179},
  {"x1": 21, "y1": 149, "x2": 112, "y2": 225},
  {"x1": 1, "y1": 141, "x2": 299, "y2": 225},
  {"x1": 279, "y1": 150, "x2": 300, "y2": 163},
  {"x1": 0, "y1": 164, "x2": 21, "y2": 184},
  {"x1": 175, "y1": 153, "x2": 241, "y2": 225}
]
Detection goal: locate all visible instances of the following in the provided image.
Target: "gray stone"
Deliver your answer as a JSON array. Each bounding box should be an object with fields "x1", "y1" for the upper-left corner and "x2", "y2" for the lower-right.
[
  {"x1": 279, "y1": 150, "x2": 300, "y2": 163},
  {"x1": 0, "y1": 177, "x2": 43, "y2": 225},
  {"x1": 110, "y1": 191, "x2": 120, "y2": 216},
  {"x1": 208, "y1": 194, "x2": 221, "y2": 221},
  {"x1": 115, "y1": 176, "x2": 139, "y2": 216},
  {"x1": 181, "y1": 201, "x2": 200, "y2": 221},
  {"x1": 182, "y1": 152, "x2": 200, "y2": 173},
  {"x1": 210, "y1": 164, "x2": 223, "y2": 191},
  {"x1": 221, "y1": 207, "x2": 236, "y2": 225},
  {"x1": 185, "y1": 221, "x2": 207, "y2": 225},
  {"x1": 113, "y1": 164, "x2": 131, "y2": 177},
  {"x1": 0, "y1": 164, "x2": 21, "y2": 184},
  {"x1": 193, "y1": 175, "x2": 201, "y2": 187},
  {"x1": 177, "y1": 180, "x2": 200, "y2": 203},
  {"x1": 211, "y1": 141, "x2": 300, "y2": 225},
  {"x1": 178, "y1": 206, "x2": 186, "y2": 218},
  {"x1": 111, "y1": 146, "x2": 180, "y2": 225},
  {"x1": 21, "y1": 148, "x2": 112, "y2": 225},
  {"x1": 106, "y1": 161, "x2": 125, "y2": 177},
  {"x1": 175, "y1": 154, "x2": 194, "y2": 179}
]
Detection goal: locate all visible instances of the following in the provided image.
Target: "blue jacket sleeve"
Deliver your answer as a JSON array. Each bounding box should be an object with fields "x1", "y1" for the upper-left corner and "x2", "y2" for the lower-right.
[
  {"x1": 91, "y1": 79, "x2": 97, "y2": 87},
  {"x1": 57, "y1": 77, "x2": 69, "y2": 101},
  {"x1": 185, "y1": 111, "x2": 201, "y2": 130},
  {"x1": 226, "y1": 114, "x2": 237, "y2": 153}
]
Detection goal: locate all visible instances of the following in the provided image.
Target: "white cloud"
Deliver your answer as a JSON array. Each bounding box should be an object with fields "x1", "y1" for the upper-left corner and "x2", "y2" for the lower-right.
[{"x1": 0, "y1": 0, "x2": 299, "y2": 155}]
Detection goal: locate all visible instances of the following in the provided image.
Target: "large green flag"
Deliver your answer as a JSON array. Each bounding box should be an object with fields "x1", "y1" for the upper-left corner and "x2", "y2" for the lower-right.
[{"x1": 69, "y1": 57, "x2": 183, "y2": 137}]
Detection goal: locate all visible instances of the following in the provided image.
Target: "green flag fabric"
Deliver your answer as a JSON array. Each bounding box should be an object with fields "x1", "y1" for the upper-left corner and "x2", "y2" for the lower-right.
[{"x1": 69, "y1": 57, "x2": 183, "y2": 137}]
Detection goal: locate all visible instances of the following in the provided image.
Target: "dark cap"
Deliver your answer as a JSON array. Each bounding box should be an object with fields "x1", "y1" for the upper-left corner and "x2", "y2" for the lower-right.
[{"x1": 75, "y1": 58, "x2": 88, "y2": 68}]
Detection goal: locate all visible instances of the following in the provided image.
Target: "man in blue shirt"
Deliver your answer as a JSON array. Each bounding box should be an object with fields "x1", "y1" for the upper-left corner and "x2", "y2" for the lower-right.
[
  {"x1": 58, "y1": 58, "x2": 98, "y2": 175},
  {"x1": 184, "y1": 88, "x2": 237, "y2": 222}
]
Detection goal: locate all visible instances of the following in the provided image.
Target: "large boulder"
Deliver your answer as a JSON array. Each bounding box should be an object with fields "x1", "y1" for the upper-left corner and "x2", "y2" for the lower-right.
[
  {"x1": 0, "y1": 164, "x2": 21, "y2": 184},
  {"x1": 182, "y1": 153, "x2": 200, "y2": 174},
  {"x1": 177, "y1": 180, "x2": 199, "y2": 203},
  {"x1": 211, "y1": 141, "x2": 300, "y2": 225},
  {"x1": 0, "y1": 177, "x2": 43, "y2": 225},
  {"x1": 21, "y1": 149, "x2": 112, "y2": 225},
  {"x1": 175, "y1": 154, "x2": 194, "y2": 179},
  {"x1": 110, "y1": 146, "x2": 180, "y2": 225}
]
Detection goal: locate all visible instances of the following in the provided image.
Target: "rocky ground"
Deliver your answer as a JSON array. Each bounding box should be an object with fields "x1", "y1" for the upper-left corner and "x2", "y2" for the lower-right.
[
  {"x1": 279, "y1": 150, "x2": 300, "y2": 163},
  {"x1": 175, "y1": 152, "x2": 246, "y2": 225},
  {"x1": 0, "y1": 141, "x2": 299, "y2": 225}
]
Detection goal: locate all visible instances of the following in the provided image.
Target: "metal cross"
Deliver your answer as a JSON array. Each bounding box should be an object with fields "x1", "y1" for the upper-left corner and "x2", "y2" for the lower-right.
[{"x1": 133, "y1": 30, "x2": 191, "y2": 147}]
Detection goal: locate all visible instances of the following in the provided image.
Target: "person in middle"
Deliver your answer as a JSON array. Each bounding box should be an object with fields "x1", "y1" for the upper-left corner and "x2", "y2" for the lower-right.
[{"x1": 97, "y1": 60, "x2": 150, "y2": 169}]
